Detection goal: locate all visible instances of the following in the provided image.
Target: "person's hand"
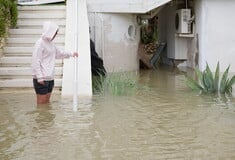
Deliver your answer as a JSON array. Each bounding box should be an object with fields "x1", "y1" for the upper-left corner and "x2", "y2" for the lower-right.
[
  {"x1": 73, "y1": 52, "x2": 79, "y2": 57},
  {"x1": 38, "y1": 80, "x2": 45, "y2": 85}
]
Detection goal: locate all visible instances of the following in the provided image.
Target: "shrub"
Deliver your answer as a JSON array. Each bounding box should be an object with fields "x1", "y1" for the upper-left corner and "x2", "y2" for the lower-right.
[
  {"x1": 0, "y1": 0, "x2": 18, "y2": 38},
  {"x1": 10, "y1": 0, "x2": 18, "y2": 27}
]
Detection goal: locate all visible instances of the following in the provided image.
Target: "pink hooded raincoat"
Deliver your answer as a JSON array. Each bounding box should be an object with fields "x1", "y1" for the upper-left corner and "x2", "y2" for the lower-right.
[{"x1": 31, "y1": 21, "x2": 72, "y2": 82}]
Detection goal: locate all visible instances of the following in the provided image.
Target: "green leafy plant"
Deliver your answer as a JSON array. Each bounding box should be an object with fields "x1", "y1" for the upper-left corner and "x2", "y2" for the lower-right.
[
  {"x1": 140, "y1": 17, "x2": 158, "y2": 45},
  {"x1": 93, "y1": 72, "x2": 138, "y2": 96},
  {"x1": 9, "y1": 0, "x2": 18, "y2": 27},
  {"x1": 185, "y1": 62, "x2": 235, "y2": 94},
  {"x1": 0, "y1": 0, "x2": 18, "y2": 38}
]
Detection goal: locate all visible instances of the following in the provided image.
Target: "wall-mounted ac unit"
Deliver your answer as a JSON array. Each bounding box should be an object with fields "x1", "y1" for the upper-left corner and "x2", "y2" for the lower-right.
[{"x1": 175, "y1": 9, "x2": 191, "y2": 34}]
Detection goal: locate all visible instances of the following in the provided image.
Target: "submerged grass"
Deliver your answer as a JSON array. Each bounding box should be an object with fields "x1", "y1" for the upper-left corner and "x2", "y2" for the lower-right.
[{"x1": 93, "y1": 72, "x2": 139, "y2": 96}]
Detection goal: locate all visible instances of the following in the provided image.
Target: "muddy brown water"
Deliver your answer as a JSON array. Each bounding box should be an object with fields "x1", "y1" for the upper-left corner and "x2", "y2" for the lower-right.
[{"x1": 1, "y1": 67, "x2": 235, "y2": 160}]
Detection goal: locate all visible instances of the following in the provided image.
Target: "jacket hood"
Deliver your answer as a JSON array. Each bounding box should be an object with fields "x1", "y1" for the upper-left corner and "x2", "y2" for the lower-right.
[{"x1": 42, "y1": 21, "x2": 59, "y2": 41}]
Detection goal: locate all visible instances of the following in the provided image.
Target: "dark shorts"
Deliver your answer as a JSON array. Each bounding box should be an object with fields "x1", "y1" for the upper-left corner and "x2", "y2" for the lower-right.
[{"x1": 33, "y1": 79, "x2": 54, "y2": 95}]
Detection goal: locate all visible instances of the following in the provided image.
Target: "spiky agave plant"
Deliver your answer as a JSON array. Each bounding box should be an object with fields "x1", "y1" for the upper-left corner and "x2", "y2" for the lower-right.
[
  {"x1": 185, "y1": 62, "x2": 235, "y2": 94},
  {"x1": 220, "y1": 65, "x2": 235, "y2": 94}
]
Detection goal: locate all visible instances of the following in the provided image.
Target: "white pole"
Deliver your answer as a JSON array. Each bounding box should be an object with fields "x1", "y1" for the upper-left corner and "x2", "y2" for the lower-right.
[
  {"x1": 73, "y1": 56, "x2": 78, "y2": 111},
  {"x1": 73, "y1": 0, "x2": 78, "y2": 112}
]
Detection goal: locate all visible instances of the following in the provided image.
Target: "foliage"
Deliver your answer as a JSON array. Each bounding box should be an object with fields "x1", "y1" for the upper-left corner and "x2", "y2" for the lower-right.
[
  {"x1": 92, "y1": 72, "x2": 138, "y2": 96},
  {"x1": 9, "y1": 0, "x2": 18, "y2": 27},
  {"x1": 140, "y1": 17, "x2": 158, "y2": 44},
  {"x1": 141, "y1": 25, "x2": 157, "y2": 44},
  {"x1": 0, "y1": 13, "x2": 6, "y2": 37},
  {"x1": 0, "y1": 0, "x2": 18, "y2": 38},
  {"x1": 185, "y1": 62, "x2": 235, "y2": 94}
]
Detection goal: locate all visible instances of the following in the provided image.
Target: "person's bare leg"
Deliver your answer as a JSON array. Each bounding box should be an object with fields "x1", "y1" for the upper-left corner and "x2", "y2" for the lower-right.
[
  {"x1": 37, "y1": 94, "x2": 49, "y2": 104},
  {"x1": 46, "y1": 93, "x2": 52, "y2": 103}
]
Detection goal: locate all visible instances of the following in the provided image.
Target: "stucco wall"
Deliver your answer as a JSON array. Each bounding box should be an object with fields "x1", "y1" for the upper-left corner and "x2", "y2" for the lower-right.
[
  {"x1": 89, "y1": 13, "x2": 140, "y2": 72},
  {"x1": 195, "y1": 0, "x2": 235, "y2": 72}
]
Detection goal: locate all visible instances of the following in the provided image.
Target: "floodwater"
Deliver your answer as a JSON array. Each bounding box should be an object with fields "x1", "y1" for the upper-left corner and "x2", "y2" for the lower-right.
[{"x1": 1, "y1": 67, "x2": 235, "y2": 160}]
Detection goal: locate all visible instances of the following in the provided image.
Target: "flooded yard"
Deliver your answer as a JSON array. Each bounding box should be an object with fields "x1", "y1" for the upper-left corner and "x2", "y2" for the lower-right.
[{"x1": 1, "y1": 67, "x2": 235, "y2": 160}]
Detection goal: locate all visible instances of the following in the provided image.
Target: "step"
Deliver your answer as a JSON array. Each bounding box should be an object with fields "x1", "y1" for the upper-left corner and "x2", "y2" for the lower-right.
[
  {"x1": 0, "y1": 4, "x2": 66, "y2": 89},
  {"x1": 0, "y1": 67, "x2": 63, "y2": 76},
  {"x1": 17, "y1": 19, "x2": 66, "y2": 29},
  {"x1": 17, "y1": 0, "x2": 65, "y2": 6},
  {"x1": 17, "y1": 5, "x2": 66, "y2": 11},
  {"x1": 9, "y1": 28, "x2": 65, "y2": 36},
  {"x1": 3, "y1": 46, "x2": 65, "y2": 54},
  {"x1": 4, "y1": 47, "x2": 33, "y2": 54},
  {"x1": 0, "y1": 79, "x2": 62, "y2": 87},
  {"x1": 6, "y1": 37, "x2": 65, "y2": 46},
  {"x1": 18, "y1": 12, "x2": 66, "y2": 19},
  {"x1": 17, "y1": 19, "x2": 66, "y2": 26},
  {"x1": 0, "y1": 57, "x2": 63, "y2": 67},
  {"x1": 0, "y1": 75, "x2": 62, "y2": 79}
]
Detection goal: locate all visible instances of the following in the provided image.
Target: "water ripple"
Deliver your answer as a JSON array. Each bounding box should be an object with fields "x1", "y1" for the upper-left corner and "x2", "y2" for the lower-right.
[{"x1": 1, "y1": 69, "x2": 235, "y2": 159}]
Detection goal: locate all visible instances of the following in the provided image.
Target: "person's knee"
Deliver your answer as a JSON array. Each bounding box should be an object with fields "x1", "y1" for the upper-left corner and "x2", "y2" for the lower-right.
[{"x1": 37, "y1": 95, "x2": 49, "y2": 104}]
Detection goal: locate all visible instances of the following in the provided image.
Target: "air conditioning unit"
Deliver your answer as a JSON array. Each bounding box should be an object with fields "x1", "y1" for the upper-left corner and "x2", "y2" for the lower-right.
[{"x1": 175, "y1": 9, "x2": 191, "y2": 34}]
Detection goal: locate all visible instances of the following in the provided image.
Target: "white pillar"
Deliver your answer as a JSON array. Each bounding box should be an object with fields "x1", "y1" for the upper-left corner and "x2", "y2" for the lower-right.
[{"x1": 62, "y1": 0, "x2": 92, "y2": 96}]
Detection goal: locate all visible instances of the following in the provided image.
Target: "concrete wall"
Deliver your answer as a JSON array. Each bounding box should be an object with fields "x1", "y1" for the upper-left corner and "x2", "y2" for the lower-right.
[
  {"x1": 194, "y1": 0, "x2": 235, "y2": 72},
  {"x1": 89, "y1": 13, "x2": 140, "y2": 72}
]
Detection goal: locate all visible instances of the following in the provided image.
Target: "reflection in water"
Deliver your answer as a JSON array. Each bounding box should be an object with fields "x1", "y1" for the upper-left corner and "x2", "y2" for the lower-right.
[
  {"x1": 26, "y1": 105, "x2": 54, "y2": 128},
  {"x1": 0, "y1": 67, "x2": 235, "y2": 160}
]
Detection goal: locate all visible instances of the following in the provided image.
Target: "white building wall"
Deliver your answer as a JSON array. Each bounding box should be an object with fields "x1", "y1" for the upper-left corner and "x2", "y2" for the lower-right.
[
  {"x1": 195, "y1": 0, "x2": 235, "y2": 72},
  {"x1": 89, "y1": 13, "x2": 140, "y2": 72}
]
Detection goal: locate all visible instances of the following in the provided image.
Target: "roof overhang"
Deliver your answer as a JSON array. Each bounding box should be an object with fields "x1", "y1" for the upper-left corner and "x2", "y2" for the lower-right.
[{"x1": 87, "y1": 0, "x2": 172, "y2": 13}]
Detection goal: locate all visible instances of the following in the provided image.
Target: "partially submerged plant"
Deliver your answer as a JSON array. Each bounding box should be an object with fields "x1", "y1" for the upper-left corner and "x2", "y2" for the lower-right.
[
  {"x1": 185, "y1": 62, "x2": 235, "y2": 94},
  {"x1": 93, "y1": 72, "x2": 138, "y2": 96}
]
